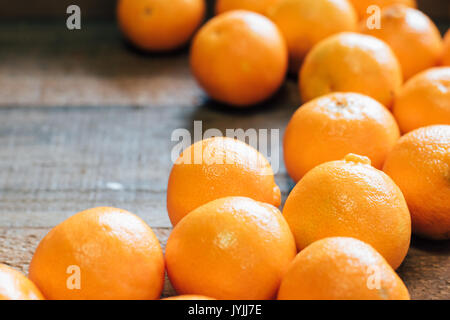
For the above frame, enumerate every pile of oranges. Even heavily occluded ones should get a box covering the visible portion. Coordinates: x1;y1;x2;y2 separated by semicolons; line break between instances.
1;0;449;300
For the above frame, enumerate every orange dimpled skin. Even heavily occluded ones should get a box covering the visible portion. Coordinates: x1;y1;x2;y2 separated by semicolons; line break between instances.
190;10;288;107
361;5;444;80
162;295;215;300
29;207;165;300
284;92;400;182
117;0;205;51
167;137;281;226
268;0;358;74
383;125;450;240
215;0;281;16
299;32;403;108
393;67;450;133
443;30;450;66
283;154;411;269
165;197;297;300
277;237;410;300
0;264;44;300
349;0;416;19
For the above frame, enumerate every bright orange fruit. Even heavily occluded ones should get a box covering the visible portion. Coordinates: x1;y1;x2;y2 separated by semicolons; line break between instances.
349;0;416;20
443;29;450;66
0;264;44;300
215;0;281;16
162;295;215;300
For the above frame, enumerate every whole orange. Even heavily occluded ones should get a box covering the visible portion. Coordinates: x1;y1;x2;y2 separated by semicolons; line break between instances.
162;295;215;300
190;10;288;107
215;0;281;16
117;0;205;51
268;0;358;74
29;207;165;300
383;125;450;240
165;197;297;300
361;5;443;80
393;67;450;133
349;0;416;19
283;154;411;269
443;29;450;66
284;92;400;182
167;137;281;226
299;32;403;108
277;237;410;300
0;264;44;300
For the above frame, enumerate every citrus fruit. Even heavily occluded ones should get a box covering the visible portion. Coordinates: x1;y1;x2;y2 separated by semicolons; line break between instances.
383;125;450;240
162;295;215;300
0;264;44;300
268;0;358;74
443;29;450;66
29;207;165;300
284;92;400;182
167;137;281;226
215;0;280;16
277;237;410;300
117;0;205;51
361;5;443;80
165;197;297;300
393;67;450;133
190;10;288;106
299;32;403;108
283;154;411;269
349;0;416;20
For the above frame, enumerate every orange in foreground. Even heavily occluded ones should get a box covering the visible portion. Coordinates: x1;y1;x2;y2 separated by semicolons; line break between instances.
167;137;281;226
215;0;280;16
163;295;215;300
300;32;403;108
117;0;205;51
283;154;411;269
29;207;165;300
278;237;410;300
361;5;443;80
0;264;44;300
268;0;358;73
393;67;450;133
166;197;296;300
383;125;450;240
349;0;416;20
190;10;288;106
284;92;400;182
443;30;450;66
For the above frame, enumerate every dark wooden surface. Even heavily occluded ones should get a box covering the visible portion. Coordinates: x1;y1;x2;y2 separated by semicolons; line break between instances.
0;21;448;300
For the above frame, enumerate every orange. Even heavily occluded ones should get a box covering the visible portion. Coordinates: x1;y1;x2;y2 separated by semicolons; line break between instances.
443;29;450;66
190;10;288;107
349;0;416;20
299;32;403;108
277;237;410;300
383;125;450;240
167;137;281;226
215;0;281;16
361;5;444;80
284;92;400;182
29;207;165;300
0;264;44;300
268;0;358;74
283;154;411;269
162;295;215;300
393;67;450;133
165;197;296;300
117;0;205;51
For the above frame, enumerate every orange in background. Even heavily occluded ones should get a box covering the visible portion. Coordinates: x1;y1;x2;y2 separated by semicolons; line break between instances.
443;29;450;66
277;237;410;300
383;125;450;240
215;0;281;16
393;67;450;133
190;10;288;107
349;0;416;20
283;154;411;270
166;197;296;300
299;32;403;108
268;0;358;74
0;264;44;300
117;0;205;51
29;207;165;300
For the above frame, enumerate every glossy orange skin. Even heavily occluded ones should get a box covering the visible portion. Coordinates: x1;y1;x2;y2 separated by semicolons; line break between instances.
162;295;215;300
0;264;44;300
166;197;297;300
383;125;450;240
29;207;165;300
117;0;205;51
284;92;400;182
215;0;281;16
167;137;281;226
190;10;288;107
361;5;443;80
300;32;403;108
349;0;416;19
268;0;358;74
283;154;411;269
393;67;450;133
443;30;450;66
278;237;410;300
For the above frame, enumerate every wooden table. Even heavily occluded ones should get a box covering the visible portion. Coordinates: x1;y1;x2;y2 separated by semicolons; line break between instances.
0;21;448;300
